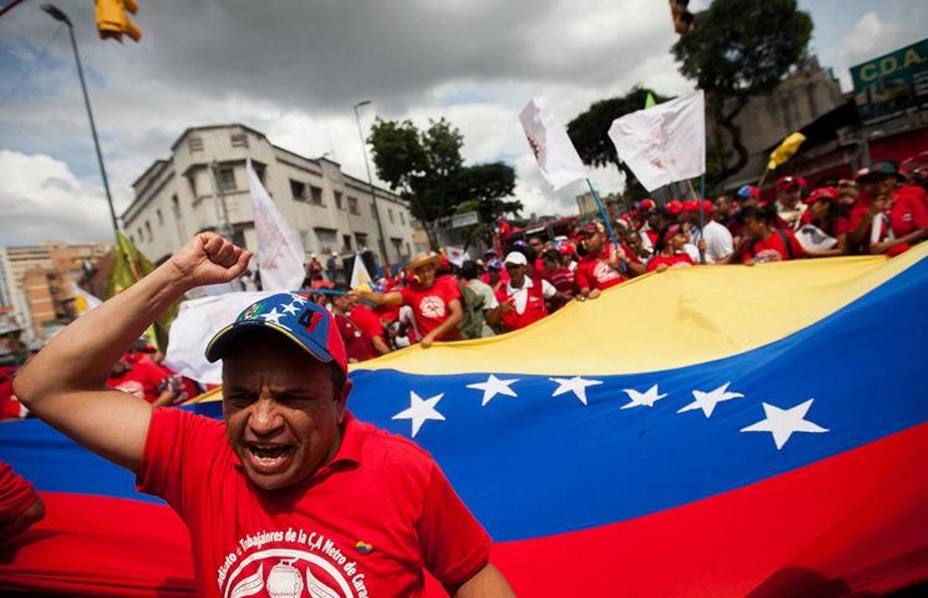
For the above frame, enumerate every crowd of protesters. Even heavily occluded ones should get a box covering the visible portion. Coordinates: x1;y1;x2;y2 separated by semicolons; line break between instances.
301;157;928;364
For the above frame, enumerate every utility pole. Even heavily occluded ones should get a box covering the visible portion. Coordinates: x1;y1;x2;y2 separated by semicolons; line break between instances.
353;100;391;275
42;4;120;236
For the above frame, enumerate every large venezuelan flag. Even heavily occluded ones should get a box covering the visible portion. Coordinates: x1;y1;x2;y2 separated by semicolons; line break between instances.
2;247;927;596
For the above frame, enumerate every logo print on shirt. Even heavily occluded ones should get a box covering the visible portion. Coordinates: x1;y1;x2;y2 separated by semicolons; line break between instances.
593;260;621;283
419;295;446;319
354;541;374;555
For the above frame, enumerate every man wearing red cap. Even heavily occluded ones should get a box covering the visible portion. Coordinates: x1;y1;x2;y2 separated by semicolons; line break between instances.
775;176;807;230
14;233;513;598
575;223;634;299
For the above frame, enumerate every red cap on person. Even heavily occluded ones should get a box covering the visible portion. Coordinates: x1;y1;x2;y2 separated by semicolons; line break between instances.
682;199;699;213
701;199;714;214
777;175;807;191
662;224;683;245
667;200;684;216
639;199;656;211
804;187;838;204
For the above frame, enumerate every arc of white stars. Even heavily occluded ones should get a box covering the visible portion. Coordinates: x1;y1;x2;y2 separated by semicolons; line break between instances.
262;307;283;324
740;399;828;450
677;382;744;418
620;384;667;409
466;374;519;407
392;391;446;437
549;376;603;406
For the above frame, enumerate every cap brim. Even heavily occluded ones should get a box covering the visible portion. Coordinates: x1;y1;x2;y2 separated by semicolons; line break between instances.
204;320;334;365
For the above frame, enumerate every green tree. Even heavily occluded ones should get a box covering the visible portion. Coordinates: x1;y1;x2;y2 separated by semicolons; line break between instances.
567;86;671;202
368;118;520;248
672;0;813;182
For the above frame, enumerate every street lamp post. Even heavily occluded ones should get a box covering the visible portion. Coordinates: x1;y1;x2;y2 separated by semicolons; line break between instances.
42;4;120;236
353;100;390;276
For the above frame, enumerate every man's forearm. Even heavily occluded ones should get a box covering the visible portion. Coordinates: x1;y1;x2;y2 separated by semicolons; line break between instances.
15;263;190;410
428;311;463;341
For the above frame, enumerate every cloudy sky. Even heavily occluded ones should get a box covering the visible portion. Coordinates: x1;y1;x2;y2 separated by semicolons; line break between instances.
0;0;925;246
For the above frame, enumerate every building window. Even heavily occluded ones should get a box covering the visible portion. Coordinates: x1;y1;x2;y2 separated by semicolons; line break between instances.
299;230;313;252
129;234;135;244
145;221;153;242
137;227;143;242
310;186;324;206
217;167;236;192
400;211;406;225
347;196;359;215
230;133;248;148
315;228;337;253
391;237;403;256
290;179;307;201
342;234;353;252
187;136;203;152
171;195;186;241
334;191;343;210
156;208;164;226
355;233;368;250
388;208;394;224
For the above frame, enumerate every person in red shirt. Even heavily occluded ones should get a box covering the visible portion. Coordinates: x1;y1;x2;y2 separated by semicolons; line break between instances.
797;187;849;257
0;460;45;542
541;249;575;296
848;161;928;254
349;300;391;356
575;223;628;299
646;225;696;272
726;206;806;264
496;252;561;332
331;284;375;363
106;350;178;406
355;252;465;348
13;233;513;597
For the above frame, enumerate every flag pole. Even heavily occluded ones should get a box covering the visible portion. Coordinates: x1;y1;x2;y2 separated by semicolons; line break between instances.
585;178;620;248
757;166;771;190
687;179;706;264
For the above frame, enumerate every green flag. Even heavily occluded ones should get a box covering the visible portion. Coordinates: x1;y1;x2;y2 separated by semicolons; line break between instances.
645;92;657;109
107;232;178;351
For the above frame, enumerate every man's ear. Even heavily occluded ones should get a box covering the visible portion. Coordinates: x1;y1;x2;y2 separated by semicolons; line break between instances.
336;378;352;423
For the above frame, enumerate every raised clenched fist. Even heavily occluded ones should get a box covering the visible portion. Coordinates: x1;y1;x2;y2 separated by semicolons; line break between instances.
168;232;252;289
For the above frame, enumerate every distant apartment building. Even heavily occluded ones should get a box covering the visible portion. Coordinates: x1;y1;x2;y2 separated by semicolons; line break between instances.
0;242;109;339
122;124;415;267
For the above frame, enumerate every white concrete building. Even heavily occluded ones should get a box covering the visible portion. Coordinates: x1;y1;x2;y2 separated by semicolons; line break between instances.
122;124;415;266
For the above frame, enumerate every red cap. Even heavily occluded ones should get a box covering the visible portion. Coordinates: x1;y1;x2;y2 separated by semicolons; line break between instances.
662;224;683;245
777;176;807;191
639;199;656;211
581;222;599;235
667;200;684;216
701;199;714;214
804;187;838;204
682;199;699;213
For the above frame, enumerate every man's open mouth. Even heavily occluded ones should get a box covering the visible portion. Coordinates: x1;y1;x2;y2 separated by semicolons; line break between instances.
244;443;295;474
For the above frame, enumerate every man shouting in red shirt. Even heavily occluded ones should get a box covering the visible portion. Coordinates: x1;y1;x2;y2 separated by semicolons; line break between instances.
14;233;512;598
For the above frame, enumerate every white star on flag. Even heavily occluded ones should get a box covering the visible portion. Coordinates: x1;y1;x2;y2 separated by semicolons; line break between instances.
392;391;446;437
466;374;519;407
280;302;300;316
262;308;284;324
549;376;603;406
289;293;307;305
677;382;744;418
620;384;667;410
740;399;828;450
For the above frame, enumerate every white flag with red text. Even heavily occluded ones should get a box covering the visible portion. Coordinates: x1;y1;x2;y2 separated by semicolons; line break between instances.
608;90;705;192
519;99;588;191
247;159;305;291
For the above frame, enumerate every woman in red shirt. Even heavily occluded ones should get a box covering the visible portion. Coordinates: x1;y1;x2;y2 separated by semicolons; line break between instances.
726;206;806;264
646;225;696;272
797;187;849;257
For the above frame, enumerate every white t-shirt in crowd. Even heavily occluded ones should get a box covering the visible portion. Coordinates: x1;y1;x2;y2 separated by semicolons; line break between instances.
692;220;734;264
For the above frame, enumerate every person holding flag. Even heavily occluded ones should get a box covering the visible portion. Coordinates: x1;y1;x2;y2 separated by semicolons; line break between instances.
574;223;629;299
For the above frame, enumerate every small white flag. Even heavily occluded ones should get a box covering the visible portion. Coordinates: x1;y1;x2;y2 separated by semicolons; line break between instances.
349;254;373;289
608;90;706;192
247;159;305;291
795;224;837;253
444;246;466;267
69;281;102;316
519;98;588;191
163;291;274;384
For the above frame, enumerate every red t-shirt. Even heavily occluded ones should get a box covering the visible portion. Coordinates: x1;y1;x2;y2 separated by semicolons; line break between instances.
399;275;463;341
106;353;171;403
799;211;850;238
0;366;24;420
349;304;385;343
543;267;575;294
646;253;695;272
574;250;624;291
334;313;374;362
0;459;39;524
739;229;805;263
137;408;491;598
890;185;928;237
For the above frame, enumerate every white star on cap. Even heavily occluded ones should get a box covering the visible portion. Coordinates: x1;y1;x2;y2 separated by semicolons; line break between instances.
740;399;828;450
280;302;300;316
620;384;667;410
549;376;603;406
677;382;744;418
262;307;283;324
466;374;519;407
392;391;446;437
